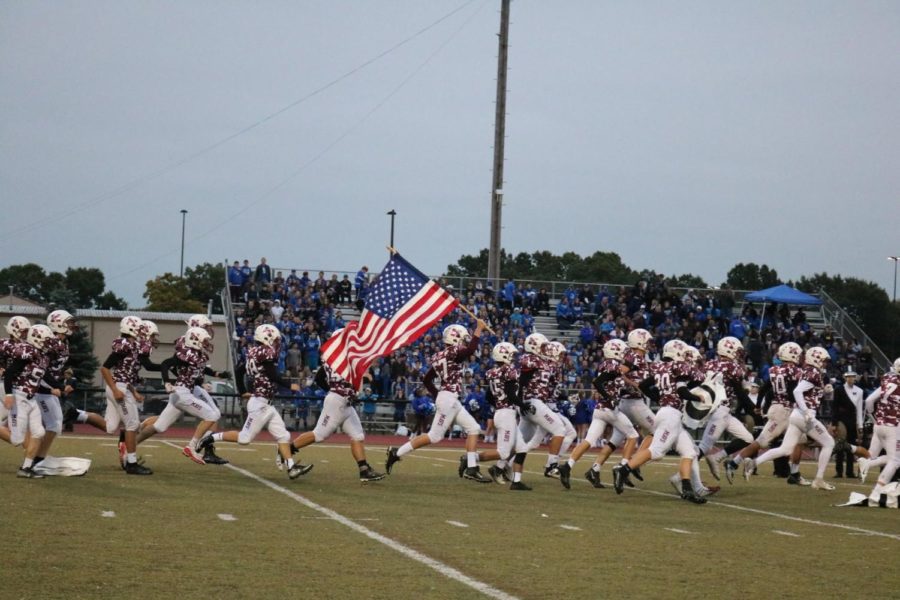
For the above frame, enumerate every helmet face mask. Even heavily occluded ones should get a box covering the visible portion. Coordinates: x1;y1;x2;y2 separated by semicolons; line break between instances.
140;320;160;348
541;341;565;363
185;326;214;352
47;310;78;336
716;336;743;361
5;316;32;341
491;342;517;365
27;324;54;350
603;339;628;361
442;325;469;347
524;332;548;356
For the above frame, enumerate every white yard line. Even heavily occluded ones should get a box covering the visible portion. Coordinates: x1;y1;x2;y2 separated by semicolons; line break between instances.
446;520;470;528
101;511;116;518
157;442;517;600
664;528;693;534
773;530;801;538
558;525;582;531
217;513;238;521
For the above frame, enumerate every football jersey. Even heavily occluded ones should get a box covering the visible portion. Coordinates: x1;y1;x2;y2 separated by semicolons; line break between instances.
108;337;141;385
9;343;49;398
429;344;469;394
704;357;746;408
621;350;649;398
873;373;900;427
767;363;802;408
520;353;553;401
171;344;209;388
594;358;624;410
246;344;279;399
797;365;825;413
0;338;19;370
485;363;520;410
648;360;696;410
44;336;69;382
322;363;356;399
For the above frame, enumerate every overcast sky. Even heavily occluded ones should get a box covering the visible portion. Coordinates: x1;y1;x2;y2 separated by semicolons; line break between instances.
2;1;899;306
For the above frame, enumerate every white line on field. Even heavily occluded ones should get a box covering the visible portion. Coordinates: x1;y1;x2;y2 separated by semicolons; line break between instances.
773;530;801;538
447;520;469;528
101;511;116;518
217;513;237;521
559;525;581;531
664;528;692;534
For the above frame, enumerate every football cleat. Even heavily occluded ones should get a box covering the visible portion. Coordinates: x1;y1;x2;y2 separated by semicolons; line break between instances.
724;459;738;485
488;465;509;484
385;447;401;475
463;466;492;483
62;402;79;427
742;457;756;482
544;463;560;479
202;446;229;465
631;466;644;482
668;474;681;495
359;466;386;483
125;462;153;475
811;478;835;491
584;468;605;489
700;485;721;497
557;463;572;489
288;463;314;479
681;490;708;504
509;481;532;491
182;446;206;465
196;434;215;453
705;454;721;481
458;456;466;478
786;473;812;486
858;458;870;483
17;467;44;479
612;466;627;495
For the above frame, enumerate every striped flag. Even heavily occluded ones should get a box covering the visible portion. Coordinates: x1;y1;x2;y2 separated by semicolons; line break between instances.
320;252;458;389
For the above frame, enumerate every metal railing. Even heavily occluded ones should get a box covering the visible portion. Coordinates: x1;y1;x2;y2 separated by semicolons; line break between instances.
818;288;891;373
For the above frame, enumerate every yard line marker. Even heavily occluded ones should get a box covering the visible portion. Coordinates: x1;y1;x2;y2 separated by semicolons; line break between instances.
447;520;469;528
664;528;692;534
559;525;581;531
217;514;238;521
773;530;801;538
101;511;116;518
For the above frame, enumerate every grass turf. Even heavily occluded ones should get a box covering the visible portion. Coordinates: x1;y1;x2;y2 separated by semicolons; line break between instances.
3;436;899;600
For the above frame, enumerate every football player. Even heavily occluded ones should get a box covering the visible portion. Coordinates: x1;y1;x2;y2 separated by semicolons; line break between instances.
542;340;578;474
0;316;32;445
482;342;531;490
744;346;836;490
386;320;490;482
198;324;311;479
558;339;639;490
32;310;79;466
517;333;570;478
284;330;385;483
616;328;656;482
182;315;230;464
612;339;708;504
725;342;805;484
858;357;900;491
697;337;755;483
3;324;57;478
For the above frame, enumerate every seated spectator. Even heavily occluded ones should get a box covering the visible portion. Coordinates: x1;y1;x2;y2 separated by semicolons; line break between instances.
339;275;352;304
556;298;574;329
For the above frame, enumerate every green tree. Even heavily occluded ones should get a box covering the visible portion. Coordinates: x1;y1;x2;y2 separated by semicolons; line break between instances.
96;290;128;310
0;263;61;301
143;273;205;313
65;267;106;307
724;263;781;290
183;262;226;313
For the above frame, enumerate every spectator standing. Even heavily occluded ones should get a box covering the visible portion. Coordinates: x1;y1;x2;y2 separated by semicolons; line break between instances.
393;387;408;423
286;342;302;378
355;266;369;301
255;257;272;288
270;300;284;322
832;369;864;478
303;329;321;370
228;261;243;302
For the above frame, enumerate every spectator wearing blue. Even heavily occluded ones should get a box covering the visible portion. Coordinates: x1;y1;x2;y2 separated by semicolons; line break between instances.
359;387;378;423
293;392;309;431
729;316;747;340
286;269;300;288
240;259;253;285
572;298;585;323
299;271;311;289
579;323;595;345
502;278;516;309
303;330;321;370
411;388;434;435
228;261;243;301
556;298;574;329
355;266;369;301
509;307;524;328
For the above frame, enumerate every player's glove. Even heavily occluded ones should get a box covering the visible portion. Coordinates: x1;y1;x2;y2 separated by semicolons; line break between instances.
803;409;815;423
523;401;536;416
164;383;175;394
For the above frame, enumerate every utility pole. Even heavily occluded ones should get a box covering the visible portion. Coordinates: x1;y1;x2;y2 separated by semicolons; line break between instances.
180;209;188;277
487;0;510;289
387;209;397;255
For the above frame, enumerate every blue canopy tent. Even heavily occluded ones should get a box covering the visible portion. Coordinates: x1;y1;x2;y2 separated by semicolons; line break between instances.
744;284;822;330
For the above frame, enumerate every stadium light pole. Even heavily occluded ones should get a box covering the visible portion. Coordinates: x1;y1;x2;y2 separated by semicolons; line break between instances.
889;256;899;304
387;209;397;254
180;209;188;277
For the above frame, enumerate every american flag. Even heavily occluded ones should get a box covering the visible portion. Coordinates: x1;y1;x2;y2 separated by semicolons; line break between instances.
320;253;458;389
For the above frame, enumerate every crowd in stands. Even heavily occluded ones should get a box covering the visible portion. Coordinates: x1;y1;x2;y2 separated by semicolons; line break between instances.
228;261;883;433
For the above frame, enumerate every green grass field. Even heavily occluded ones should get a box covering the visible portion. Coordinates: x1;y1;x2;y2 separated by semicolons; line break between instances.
4;436;899;600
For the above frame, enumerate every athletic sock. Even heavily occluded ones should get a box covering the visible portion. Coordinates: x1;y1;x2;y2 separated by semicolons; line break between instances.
619;458;628;466
397;442;414;457
567;458;576;468
546;454;559;466
126;453;137;464
76;410;88;423
212;432;224;442
513;471;522;483
592;463;602;473
357;460;368;472
789;462;800;475
22;458;34;469
467;452;478;468
286;458;295;469
189;438;198;450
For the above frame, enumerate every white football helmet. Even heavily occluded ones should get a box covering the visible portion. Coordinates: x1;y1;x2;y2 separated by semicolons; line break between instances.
119;315;143;338
491;342;518;365
442;324;470;347
47;309;77;335
777;342;803;364
254;324;281;349
187;314;215;337
5;316;32;341
662;339;688;362
684;345;702;364
602;338;628;361
542;340;566;363
27;324;54;350
893;357;900;374
140;320;160;344
716;336;743;361
184;326;214;352
805;346;830;370
627;328;652;351
524;332;549;356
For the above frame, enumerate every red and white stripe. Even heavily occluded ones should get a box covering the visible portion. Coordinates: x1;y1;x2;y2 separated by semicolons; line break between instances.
321;281;457;389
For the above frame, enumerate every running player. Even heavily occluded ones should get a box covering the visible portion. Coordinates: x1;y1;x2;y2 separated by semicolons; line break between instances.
484;342;531;490
616;328;655;483
859;357;899;491
32;310;78;466
0;316;31;445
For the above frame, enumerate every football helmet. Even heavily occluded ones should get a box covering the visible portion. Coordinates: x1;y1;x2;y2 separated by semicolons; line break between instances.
186;314;215;337
776;342;803;364
894;357;900;374
602;339;628;361
442;324;470;347
627;328;652;351
185;326;214;352
140;320;160;345
662;339;688;362
119;315;143;338
5;316;32;341
254;324;281;349
542;340;566;363
684;345;702;364
47;309;78;335
804;346;830;370
491;342;518;365
524;332;549;356
27;324;54;350
716;336;743;361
